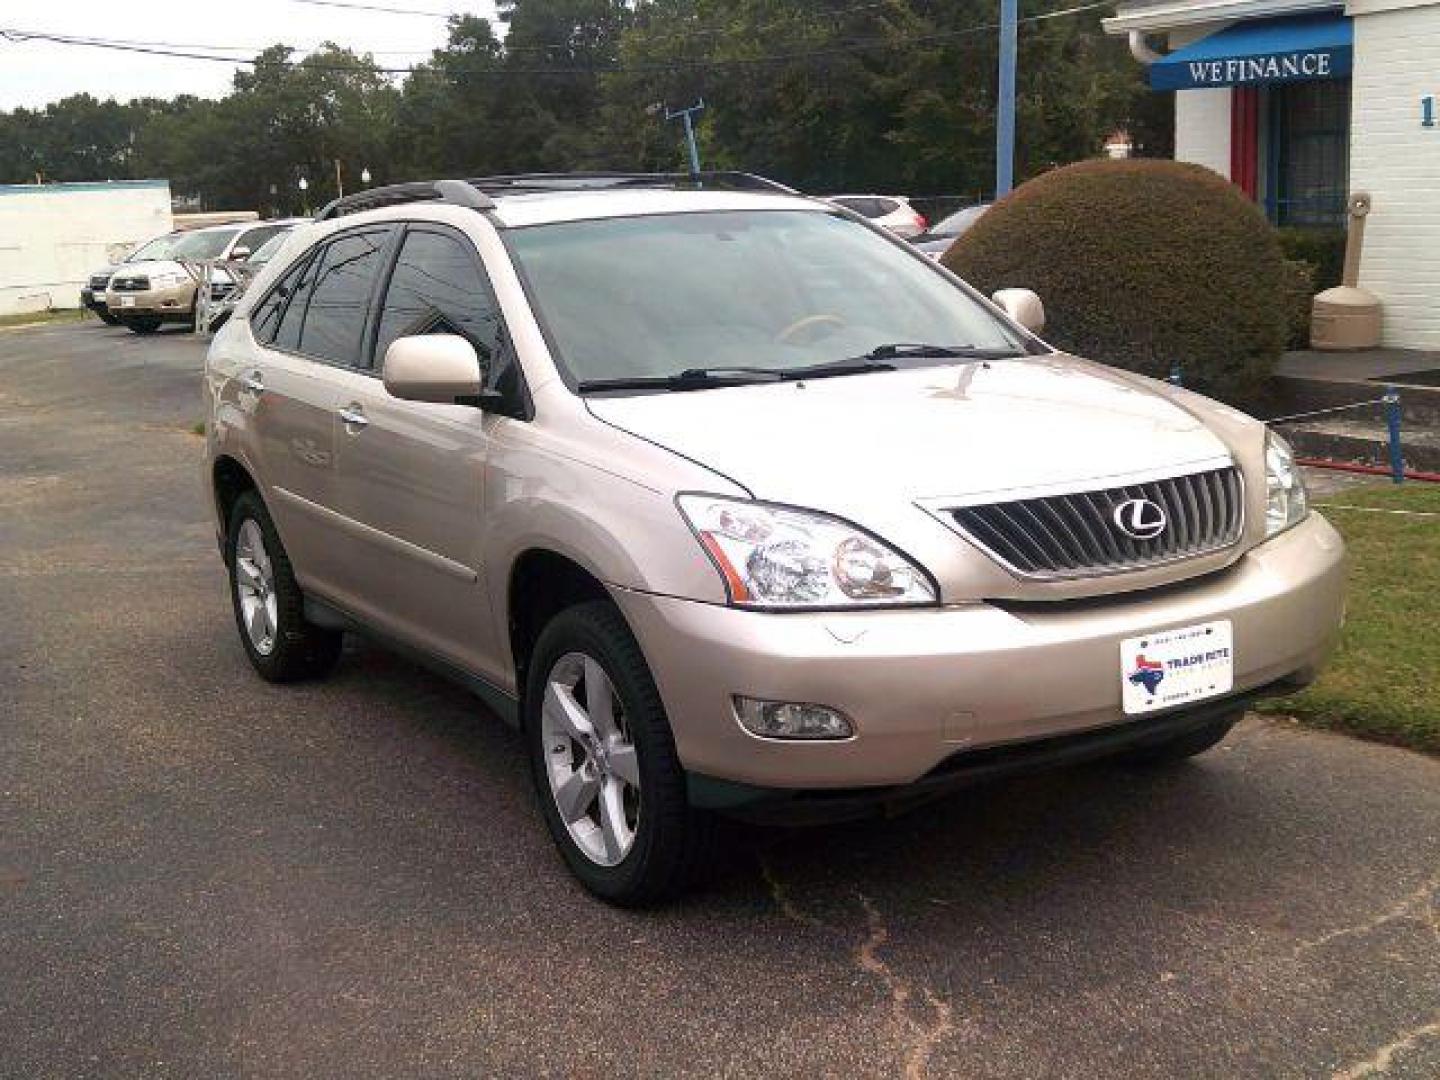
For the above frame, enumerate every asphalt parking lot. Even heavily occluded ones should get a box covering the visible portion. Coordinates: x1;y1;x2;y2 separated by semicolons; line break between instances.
2;319;1438;1079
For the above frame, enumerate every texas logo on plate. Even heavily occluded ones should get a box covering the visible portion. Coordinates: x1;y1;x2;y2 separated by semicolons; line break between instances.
1120;620;1235;716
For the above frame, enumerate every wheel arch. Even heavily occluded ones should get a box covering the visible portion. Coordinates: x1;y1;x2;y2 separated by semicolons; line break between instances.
212;455;259;559
506;548;614;713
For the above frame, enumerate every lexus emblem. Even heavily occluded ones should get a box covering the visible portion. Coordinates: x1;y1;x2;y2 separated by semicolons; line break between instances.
1112;498;1167;540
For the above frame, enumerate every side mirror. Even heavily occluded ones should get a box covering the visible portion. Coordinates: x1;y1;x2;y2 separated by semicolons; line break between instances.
992;288;1045;335
383;334;487;405
230;246;252;261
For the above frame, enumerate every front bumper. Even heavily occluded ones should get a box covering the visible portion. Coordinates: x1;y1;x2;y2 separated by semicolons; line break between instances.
105;281;197;319
610;512;1346;792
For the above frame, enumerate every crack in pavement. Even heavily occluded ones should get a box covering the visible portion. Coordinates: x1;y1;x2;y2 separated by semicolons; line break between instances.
757;856;957;1078
856;892;956;1080
1296;874;1440;956
1331;1014;1440;1079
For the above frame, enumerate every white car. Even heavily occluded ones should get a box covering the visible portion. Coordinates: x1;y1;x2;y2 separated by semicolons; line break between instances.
825;194;929;238
106;219;308;334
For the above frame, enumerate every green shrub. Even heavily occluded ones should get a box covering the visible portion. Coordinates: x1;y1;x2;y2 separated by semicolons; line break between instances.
1277;227;1346;291
943;159;1288;404
1279;258;1316;350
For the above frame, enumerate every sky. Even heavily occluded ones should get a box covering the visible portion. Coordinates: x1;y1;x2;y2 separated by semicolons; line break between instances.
0;0;501;110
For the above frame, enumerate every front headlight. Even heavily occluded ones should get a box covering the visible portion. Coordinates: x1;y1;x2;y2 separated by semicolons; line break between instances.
677;494;938;609
1265;431;1309;536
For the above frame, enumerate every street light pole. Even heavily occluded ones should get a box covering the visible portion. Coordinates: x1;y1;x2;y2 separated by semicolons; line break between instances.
996;0;1018;197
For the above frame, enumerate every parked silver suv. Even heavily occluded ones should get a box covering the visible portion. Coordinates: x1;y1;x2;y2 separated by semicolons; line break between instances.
203;173;1345;904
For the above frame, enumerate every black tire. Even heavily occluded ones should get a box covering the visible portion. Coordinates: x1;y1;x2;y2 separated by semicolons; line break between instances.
225;490;342;682
125;314;163;335
525;601;715;906
95;308;120;326
1118;712;1240;767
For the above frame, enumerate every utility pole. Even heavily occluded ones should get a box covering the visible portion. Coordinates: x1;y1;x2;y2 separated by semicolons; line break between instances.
665;100;706;176
996;0;1018;197
334;158;344;199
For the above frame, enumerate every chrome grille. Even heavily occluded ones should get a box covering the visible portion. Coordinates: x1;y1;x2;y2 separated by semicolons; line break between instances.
949;466;1245;579
110;276;149;292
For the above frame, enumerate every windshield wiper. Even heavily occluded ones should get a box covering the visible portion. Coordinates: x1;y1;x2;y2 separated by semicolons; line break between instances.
577;367;784;394
856;342;1026;362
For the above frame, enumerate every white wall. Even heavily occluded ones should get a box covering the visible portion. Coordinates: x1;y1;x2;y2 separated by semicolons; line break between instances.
1348;1;1440;348
1169;24;1235;178
0;181;173;317
1175;88;1234;175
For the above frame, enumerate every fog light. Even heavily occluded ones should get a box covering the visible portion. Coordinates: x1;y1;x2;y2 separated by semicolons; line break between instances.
733;697;853;740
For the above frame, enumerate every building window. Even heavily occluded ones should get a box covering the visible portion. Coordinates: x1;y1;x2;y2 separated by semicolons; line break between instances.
1268;79;1350;228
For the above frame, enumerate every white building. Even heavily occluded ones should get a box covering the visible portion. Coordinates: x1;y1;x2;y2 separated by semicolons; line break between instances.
0;180;173;318
1105;0;1440;350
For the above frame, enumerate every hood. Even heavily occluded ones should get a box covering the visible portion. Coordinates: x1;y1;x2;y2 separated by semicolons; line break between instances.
586;356;1236;514
111;259;195;281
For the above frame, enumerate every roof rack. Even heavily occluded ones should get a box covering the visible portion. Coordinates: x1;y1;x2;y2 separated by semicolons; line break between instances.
315;171;798;221
461;171;798;196
315;179;494;222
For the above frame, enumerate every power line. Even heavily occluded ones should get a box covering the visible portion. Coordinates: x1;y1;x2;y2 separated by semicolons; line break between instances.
0;4;1109;80
286;0;462;16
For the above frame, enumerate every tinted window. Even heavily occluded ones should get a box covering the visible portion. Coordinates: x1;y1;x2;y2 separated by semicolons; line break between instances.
272;251;324;352
297;230;391;366
374;229;505;379
251;250;316;344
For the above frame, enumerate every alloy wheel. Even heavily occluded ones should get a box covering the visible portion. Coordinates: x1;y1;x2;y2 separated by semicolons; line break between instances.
540;651;642;867
234;518;279;656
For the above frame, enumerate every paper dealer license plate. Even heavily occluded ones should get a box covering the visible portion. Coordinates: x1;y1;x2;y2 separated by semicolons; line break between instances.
1121;620;1234;716
118;296;136;308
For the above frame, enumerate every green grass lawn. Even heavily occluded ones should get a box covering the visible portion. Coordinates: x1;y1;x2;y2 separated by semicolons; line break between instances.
1257;480;1440;753
0;308;88;329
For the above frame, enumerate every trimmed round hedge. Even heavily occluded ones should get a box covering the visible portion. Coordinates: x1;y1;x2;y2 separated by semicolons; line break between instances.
942;159;1287;403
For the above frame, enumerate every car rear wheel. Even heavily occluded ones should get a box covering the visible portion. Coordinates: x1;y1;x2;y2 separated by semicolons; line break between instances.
525;601;714;906
226;491;342;682
1119;712;1240;766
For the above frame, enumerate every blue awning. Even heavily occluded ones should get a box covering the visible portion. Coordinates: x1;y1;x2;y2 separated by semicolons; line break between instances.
1150;13;1352;91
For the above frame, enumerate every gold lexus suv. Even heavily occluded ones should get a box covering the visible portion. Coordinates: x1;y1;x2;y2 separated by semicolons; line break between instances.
202;173;1345;904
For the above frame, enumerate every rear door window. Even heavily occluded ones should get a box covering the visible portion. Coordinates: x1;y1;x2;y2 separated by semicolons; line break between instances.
251;250;317;344
295;229;393;367
271;252;324;352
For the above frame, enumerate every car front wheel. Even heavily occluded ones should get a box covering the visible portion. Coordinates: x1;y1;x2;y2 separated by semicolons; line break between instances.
525;601;714;906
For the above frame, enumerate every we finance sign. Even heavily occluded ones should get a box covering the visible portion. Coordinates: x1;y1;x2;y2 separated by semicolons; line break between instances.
1149;19;1354;93
1188;50;1338;86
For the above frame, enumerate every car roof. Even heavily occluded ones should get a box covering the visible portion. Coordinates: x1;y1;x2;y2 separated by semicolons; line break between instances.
489;188;820;228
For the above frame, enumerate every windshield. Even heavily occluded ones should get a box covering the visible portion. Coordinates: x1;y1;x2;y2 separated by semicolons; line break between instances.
126;233;182;262
169;228;242;262
507;210;1033;390
248;230;291;266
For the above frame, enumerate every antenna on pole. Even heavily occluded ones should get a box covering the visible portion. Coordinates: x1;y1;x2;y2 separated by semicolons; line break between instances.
662;100;706;177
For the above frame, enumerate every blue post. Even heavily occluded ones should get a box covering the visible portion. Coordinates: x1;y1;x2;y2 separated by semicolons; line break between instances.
1384;385;1404;484
666;100;705;176
996;0;1018;197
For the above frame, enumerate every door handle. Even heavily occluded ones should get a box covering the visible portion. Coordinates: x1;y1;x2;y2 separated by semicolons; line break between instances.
239;370;264;394
337;404;369;431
